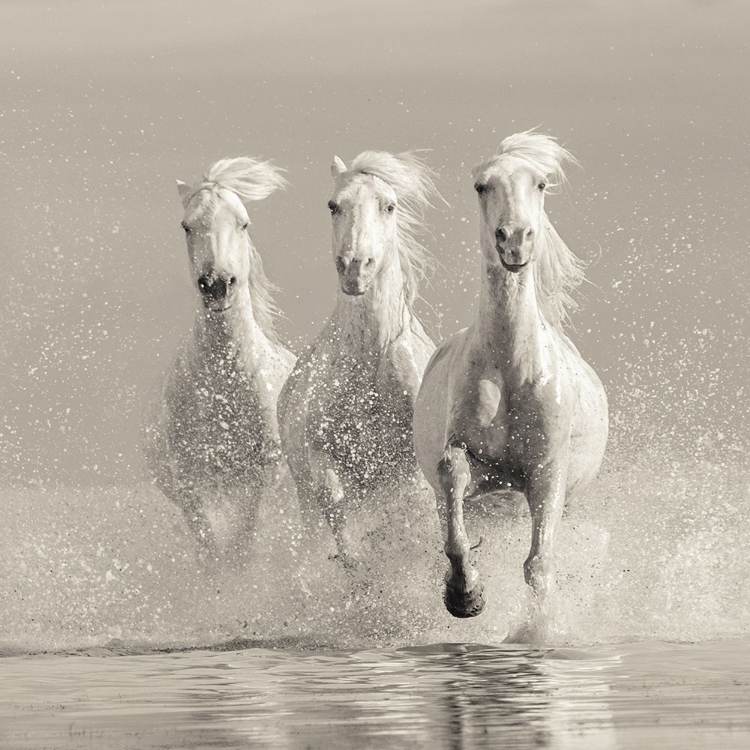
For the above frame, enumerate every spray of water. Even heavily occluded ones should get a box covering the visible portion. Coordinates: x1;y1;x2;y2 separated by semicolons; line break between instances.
1;431;747;654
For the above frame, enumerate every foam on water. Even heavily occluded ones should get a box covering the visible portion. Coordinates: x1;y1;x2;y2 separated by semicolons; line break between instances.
1;436;748;654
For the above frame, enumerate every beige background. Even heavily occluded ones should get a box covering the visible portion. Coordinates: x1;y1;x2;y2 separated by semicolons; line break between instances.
0;0;747;484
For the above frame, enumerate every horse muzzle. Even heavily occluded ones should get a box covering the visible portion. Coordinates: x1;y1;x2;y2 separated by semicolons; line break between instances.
340;279;367;296
198;273;237;311
336;256;372;296
498;255;530;273
495;228;533;273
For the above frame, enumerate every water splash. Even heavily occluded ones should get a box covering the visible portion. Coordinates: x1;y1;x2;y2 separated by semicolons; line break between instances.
1;440;747;654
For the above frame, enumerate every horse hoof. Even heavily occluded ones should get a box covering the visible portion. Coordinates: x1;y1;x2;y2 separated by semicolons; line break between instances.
444;582;487;619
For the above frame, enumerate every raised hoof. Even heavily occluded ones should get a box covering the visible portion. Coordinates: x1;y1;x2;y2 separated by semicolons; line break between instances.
444;582;487;619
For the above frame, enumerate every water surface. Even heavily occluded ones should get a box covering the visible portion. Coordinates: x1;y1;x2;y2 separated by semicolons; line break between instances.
3;640;749;750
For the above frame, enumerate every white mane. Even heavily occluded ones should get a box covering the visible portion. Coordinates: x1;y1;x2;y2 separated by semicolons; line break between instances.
498;129;579;193
198;157;288;204
347;150;442;305
479;131;586;328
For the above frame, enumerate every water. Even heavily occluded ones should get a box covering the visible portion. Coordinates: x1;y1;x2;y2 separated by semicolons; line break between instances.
2;449;748;653
1;455;749;747
2;641;749;749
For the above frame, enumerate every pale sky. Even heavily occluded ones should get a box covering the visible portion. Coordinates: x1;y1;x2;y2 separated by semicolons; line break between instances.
0;0;747;483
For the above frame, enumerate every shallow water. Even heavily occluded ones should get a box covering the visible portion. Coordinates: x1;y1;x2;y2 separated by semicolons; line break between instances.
2;449;748;654
1;458;749;748
2;640;749;750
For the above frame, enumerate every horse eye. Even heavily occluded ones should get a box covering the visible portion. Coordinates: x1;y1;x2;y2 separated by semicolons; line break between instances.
241;222;249;231
474;183;486;195
538;182;547;192
386;203;395;214
328;200;339;215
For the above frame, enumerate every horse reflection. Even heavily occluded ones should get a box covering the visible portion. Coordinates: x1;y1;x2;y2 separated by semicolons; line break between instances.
153;646;617;749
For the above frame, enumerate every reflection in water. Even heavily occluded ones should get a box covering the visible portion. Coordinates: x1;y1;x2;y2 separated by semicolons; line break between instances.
421;645;616;750
0;645;619;750
3;640;749;750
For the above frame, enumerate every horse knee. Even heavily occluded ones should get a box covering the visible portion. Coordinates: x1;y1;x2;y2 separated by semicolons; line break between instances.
436;445;470;492
439;444;469;472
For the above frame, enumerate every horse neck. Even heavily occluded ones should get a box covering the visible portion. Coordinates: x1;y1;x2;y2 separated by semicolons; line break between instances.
192;291;272;374
333;252;412;353
476;255;549;376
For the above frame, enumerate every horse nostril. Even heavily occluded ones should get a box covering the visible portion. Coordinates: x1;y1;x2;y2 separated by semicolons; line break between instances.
496;228;507;243
335;257;346;274
364;257;373;267
525;228;534;239
227;276;237;287
197;275;229;299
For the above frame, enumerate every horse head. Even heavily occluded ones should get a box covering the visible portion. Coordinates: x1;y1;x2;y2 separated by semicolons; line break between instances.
473;131;575;274
327;151;441;301
327;156;399;296
177;158;287;314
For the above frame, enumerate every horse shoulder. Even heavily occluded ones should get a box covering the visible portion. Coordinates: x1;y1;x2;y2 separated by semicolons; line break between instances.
278;334;335;453
278;342;316;422
536;330;608;476
550;330;607;404
270;340;297;375
413;329;475;462
421;327;470;386
255;342;296;404
382;324;435;397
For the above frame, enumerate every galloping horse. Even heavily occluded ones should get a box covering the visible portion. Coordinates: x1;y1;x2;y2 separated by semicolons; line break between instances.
144;158;296;563
413;132;608;618
278;151;441;565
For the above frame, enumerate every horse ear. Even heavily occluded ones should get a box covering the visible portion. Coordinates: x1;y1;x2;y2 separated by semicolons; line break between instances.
331;156;347;178
176;179;192;206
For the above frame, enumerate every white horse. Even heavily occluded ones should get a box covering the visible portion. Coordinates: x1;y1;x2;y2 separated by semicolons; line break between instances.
413;132;608;618
144;157;296;563
278;151;441;565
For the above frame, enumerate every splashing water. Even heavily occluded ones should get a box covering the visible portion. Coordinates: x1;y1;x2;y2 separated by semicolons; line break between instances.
1;434;747;655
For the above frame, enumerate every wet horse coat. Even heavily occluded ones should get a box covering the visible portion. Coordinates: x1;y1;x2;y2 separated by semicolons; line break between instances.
144;158;296;562
413;132;608;618
278;151;441;562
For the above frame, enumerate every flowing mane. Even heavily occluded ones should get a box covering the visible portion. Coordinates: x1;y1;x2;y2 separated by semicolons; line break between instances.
479;131;586;328
348;150;442;305
242;238;284;344
202;157;289;204
186;157;289;343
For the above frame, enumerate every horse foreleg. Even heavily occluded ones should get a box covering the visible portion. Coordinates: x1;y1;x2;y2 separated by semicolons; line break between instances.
437;445;486;618
181;495;220;568
308;457;357;566
524;459;568;599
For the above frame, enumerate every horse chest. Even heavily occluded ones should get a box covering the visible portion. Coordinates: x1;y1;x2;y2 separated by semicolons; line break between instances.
309;357;416;486
454;377;511;459
167;366;279;487
454;367;569;471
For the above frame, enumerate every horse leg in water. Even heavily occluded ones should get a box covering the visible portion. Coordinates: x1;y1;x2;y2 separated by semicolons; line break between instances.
523;455;569;599
307;453;359;566
180;492;220;566
436;445;486;618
